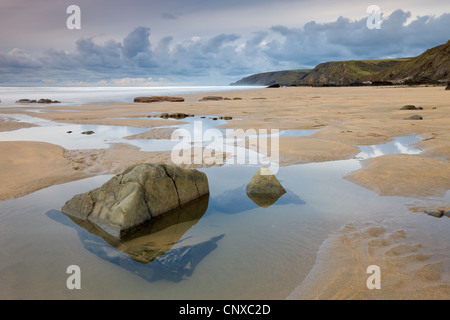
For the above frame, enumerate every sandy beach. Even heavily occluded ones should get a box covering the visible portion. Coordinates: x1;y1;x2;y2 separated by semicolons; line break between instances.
1;86;449;200
0;85;449;299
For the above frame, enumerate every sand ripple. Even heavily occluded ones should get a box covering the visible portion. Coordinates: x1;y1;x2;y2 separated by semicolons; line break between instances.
287;219;450;300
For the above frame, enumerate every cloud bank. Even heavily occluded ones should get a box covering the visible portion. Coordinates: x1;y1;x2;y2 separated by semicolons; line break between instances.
0;9;449;85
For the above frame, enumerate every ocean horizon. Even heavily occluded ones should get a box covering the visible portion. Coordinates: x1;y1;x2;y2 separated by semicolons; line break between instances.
0;86;262;106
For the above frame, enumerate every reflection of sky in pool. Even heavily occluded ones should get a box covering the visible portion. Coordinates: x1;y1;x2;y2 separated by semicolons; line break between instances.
0;114;148;150
1;158;448;299
0;114;444;299
0;114;424;161
0;114;317;155
356;136;422;159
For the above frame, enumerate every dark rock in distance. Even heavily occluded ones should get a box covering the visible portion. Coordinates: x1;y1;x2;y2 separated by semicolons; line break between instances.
371;81;394;86
425;210;445;218
159;112;194;119
134;96;185;103
200;96;223;101
15;99;37;103
38;99;60;103
81;130;95;135
446;83;450;90
267;83;280;88
15;98;60;103
400;105;419;110
404;114;423;120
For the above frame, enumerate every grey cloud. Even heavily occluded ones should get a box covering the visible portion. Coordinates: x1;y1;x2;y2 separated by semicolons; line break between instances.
265;9;450;67
0;50;41;70
75;38;123;68
202;34;241;54
0;10;449;85
122;27;151;59
162;12;178;20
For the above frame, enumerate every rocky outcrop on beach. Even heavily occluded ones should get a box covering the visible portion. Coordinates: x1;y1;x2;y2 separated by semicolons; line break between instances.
424;209;450;218
134;96;185;103
15;99;60;103
61;163;209;239
446;83;450;90
159;112;193;119
246;167;287;208
200;96;223;101
404;114;423;120
198;96;242;101
400;105;423;110
38;99;61;103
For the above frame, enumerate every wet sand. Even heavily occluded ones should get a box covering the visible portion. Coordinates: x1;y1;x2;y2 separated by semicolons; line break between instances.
2;86;449;200
287;218;450;300
0;141;174;201
0;85;449;299
0;116;36;132
345;154;450;197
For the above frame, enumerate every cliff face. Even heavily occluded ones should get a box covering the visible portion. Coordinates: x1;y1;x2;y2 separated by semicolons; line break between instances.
374;40;450;84
230;69;310;86
298;59;406;85
231;40;450;86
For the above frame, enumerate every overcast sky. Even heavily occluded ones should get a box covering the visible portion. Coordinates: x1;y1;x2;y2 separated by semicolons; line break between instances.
0;0;449;86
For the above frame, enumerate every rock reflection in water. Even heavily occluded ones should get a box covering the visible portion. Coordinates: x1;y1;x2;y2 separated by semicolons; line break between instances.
47;195;224;282
213;184;305;214
246;192;285;208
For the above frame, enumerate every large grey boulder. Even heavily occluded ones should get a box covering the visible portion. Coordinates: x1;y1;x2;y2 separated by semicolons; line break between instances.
62;163;209;239
50;193;224;282
246;167;287;208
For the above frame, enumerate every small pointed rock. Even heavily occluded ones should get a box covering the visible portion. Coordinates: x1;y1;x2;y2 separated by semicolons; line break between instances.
246;167;286;208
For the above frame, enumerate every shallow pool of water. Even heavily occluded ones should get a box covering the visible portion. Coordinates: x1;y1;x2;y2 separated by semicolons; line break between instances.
0;119;148;150
1;113;449;299
356;136;422;159
0;115;318;155
1;157;448;299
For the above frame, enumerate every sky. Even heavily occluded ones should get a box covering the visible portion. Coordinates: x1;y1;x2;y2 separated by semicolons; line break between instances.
0;0;449;86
